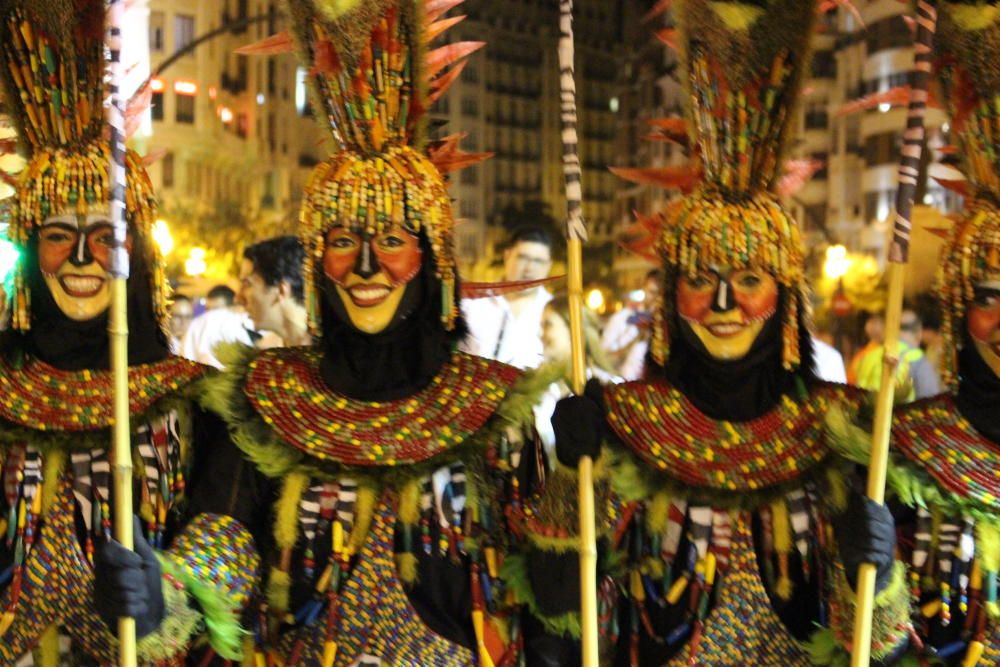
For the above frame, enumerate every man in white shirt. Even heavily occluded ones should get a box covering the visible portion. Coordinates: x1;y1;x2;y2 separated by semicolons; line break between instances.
601;269;661;380
461;226;553;369
180;284;253;368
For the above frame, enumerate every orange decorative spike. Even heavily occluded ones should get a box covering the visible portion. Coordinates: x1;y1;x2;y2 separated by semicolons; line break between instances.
426;41;485;80
609;165;701;193
933;177;970;197
776;158;823;198
312;38;341;76
427;60;468;106
461;276;565;300
424;0;465;25
655;28;678;51
937;145;960;155
923;226;952;240
140;148;168;168
634;210;662;235
425;15;466;43
431;149;493;174
235;31;294;55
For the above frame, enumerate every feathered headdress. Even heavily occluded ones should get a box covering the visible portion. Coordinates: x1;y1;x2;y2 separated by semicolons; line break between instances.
933;1;1000;389
264;0;486;334
0;0;162;331
615;0;825;370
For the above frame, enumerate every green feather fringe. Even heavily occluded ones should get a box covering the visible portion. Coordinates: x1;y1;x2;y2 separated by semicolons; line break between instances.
826;402;1000;528
157;554;246;661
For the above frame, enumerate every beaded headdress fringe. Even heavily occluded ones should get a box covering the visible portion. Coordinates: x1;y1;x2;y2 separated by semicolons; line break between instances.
286;0;482;334
934;4;1000;390
0;0;167;333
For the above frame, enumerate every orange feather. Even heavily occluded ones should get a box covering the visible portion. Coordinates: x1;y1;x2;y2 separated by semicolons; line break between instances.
425;41;485;80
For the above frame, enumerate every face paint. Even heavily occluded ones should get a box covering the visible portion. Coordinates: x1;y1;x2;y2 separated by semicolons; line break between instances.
323;224;422;334
37;208;129;321
967;274;1000;378
676;266;779;360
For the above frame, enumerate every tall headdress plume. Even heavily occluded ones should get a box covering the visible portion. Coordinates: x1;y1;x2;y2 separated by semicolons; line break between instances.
277;0;486;334
615;0;826;370
0;0;162;332
933;1;1000;389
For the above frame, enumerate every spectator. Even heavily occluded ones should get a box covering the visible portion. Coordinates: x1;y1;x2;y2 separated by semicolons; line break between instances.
535;295;619;463
238;235;310;348
812;335;848;383
181;284;252;368
168;294;194;354
601;269;661;380
847;311;884;384
855;307;940;400
461;226;553;368
205;284;236;310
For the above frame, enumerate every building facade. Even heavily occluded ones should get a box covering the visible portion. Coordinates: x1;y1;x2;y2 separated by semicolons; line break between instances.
433;0;626;277
132;0;323;265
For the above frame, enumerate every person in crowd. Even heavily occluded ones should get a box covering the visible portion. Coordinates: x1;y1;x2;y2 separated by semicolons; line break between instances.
847;311;884;384
0;1;223;662
601;269;661;380
180;282;252;368
528;2;908;663
812;333;848;383
833;7;1000;661
205;284;236;310
168;293;194;353
461;225;554;368
237;235;310;347
95;1;566;663
856;307;940;400
535;295;620;461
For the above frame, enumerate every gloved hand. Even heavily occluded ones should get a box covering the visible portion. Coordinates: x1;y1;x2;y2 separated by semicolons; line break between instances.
833;491;896;594
94;516;166;639
552;377;607;468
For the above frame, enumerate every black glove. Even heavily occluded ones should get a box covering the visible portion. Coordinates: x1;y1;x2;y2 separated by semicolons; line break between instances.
833;491;896;594
552;378;607;468
94;516;166;639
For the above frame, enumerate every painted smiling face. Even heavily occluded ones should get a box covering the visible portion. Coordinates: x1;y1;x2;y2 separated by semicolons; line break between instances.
37;208;129;321
676;265;779;360
968;272;1000;377
322;223;423;334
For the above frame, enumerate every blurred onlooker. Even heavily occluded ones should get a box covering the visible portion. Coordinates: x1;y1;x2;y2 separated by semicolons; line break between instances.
181;284;252;368
238;235;309;348
535;295;619;463
855;307;940;400
168;294;194;354
461;226;553;368
601;269;661;380
205;284;237;310
847;311;884;384
812;335;848;384
915;291;944;380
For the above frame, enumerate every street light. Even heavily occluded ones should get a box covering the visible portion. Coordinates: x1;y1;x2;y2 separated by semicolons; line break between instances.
586;288;605;313
152;219;174;256
185;247;207;276
824;244;851;281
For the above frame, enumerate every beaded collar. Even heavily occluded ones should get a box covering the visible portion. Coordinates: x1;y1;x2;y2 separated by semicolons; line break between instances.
605;380;862;492
893;394;1000;512
244;347;521;466
0;354;206;432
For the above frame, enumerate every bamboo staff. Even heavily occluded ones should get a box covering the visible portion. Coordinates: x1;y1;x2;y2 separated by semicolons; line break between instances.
849;2;937;665
557;2;598;665
106;2;138;665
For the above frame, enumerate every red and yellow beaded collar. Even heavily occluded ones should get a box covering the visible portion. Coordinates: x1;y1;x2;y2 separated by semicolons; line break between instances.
0;354;206;432
605;380;864;493
244;347;521;467
893;394;1000;513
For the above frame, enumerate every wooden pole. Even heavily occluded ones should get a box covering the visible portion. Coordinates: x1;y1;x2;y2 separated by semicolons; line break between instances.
849;2;937;665
106;3;138;665
557;2;598;664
